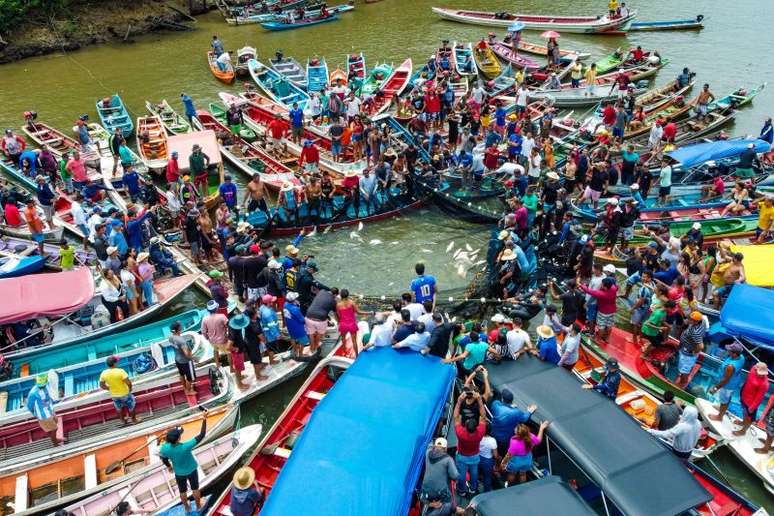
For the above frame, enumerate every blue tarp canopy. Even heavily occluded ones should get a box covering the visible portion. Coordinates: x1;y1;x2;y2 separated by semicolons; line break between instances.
262;348;455;516
667;138;770;168
720;284;774;347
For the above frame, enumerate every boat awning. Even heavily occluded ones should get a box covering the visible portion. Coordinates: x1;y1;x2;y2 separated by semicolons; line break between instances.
667;138;770;168
720;284;774;346
262;348;455;516
486;358;711;516
0;268;95;325
166;130;223;173
471;476;596;515
729;244;774;286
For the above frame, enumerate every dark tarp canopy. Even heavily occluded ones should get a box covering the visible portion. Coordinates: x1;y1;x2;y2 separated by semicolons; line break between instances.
471;476;596;515
485;357;711;516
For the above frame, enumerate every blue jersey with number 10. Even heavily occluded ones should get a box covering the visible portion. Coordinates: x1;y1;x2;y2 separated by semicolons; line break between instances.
411;275;436;304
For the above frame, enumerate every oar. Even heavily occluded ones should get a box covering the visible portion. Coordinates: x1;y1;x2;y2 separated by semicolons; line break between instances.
104;435;159;475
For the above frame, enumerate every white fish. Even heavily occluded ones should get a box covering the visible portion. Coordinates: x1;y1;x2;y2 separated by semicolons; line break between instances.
445;241;455;253
472;260;486;267
465;243;473;252
456;264;467;277
420;248;432;253
307;226;318;237
388;281;395;286
357;221;364;231
349;231;363;240
323;225;332;234
391;241;400;245
453;249;462;259
369;239;383;245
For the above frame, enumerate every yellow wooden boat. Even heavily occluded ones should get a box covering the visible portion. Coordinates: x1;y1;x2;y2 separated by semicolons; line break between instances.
473;42;502;79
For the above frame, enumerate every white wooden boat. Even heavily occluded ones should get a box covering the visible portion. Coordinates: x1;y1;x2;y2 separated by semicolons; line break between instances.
136;116;169;171
431;7;637;33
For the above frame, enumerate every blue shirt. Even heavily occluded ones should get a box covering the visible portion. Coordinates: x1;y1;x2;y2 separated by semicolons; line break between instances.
110;230;129;256
411;274;436;304
289;108;304;128
282;302;307;340
653;266;679;285
495;107;506;126
538;336;561;365
76;125;91;145
123;170;140;194
219;182;238;208
260;305;281;342
19;150;38;174
720;355;746;391
507;133;522;156
26;385;56;421
489;400;530;443
593;370;621;399
514;245;529;272
458;152;472;169
485;131;501;148
36;183;55;206
160;439;198;476
182;95;196;117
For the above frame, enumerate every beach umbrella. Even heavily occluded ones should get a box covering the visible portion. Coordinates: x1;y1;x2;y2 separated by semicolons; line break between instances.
508;22;526;32
540;30;561;39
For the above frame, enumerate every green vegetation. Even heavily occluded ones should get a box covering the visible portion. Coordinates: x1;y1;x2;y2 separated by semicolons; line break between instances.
0;0;71;34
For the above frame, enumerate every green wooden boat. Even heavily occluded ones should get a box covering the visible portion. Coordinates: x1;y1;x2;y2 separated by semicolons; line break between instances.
594;217;757;245
356;63;393;96
591;48;627;75
708;82;766;112
208;101;258;142
145;99;191;135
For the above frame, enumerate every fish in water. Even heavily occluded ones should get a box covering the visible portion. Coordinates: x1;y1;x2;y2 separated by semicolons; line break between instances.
323;225;332;234
465;243;473;252
369;239;383;245
420;248;432;253
357;221;364;231
456;264;467;277
445;241;455;253
349;231;363;240
453;249;462;259
391;241;400;245
472;260;486;267
307;226;318;237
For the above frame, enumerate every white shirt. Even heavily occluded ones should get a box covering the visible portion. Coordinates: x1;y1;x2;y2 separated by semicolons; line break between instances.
418;312;435;333
528;154;542;178
506;328;531;357
165;190;181;212
405;302;426;322
648;124;663;146
471;154;486;173
369;321;393;348
99;279;122;302
496;162;525;177
479;435;497;459
521;137;535;158
346;97;362;117
586;273;604;302
216;52;231;65
471;86;486;105
619;6;629;17
308;96;322;116
516;87;529;107
120;269;136;292
70;200;87;226
87;213;103;243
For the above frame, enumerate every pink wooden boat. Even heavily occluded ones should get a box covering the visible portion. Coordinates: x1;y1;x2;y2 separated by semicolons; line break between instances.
490;41;540;70
363;58;412;116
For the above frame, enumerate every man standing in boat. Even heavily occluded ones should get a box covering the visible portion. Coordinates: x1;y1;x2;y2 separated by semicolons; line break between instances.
26;373;66;446
189;144;211;199
160;410;208;515
99;355;141;425
696;84;715;121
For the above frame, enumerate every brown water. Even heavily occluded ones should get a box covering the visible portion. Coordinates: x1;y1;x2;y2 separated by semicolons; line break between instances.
3;0;773;510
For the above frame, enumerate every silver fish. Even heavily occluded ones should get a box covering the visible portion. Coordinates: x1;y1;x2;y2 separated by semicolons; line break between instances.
445;241;455;253
369;239;383;245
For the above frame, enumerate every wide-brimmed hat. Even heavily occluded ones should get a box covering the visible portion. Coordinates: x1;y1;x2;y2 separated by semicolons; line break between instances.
285;244;299;256
229;314;250;330
498;229;510;241
500;249;516;261
137;252;150;262
491;313;506;323
692;222;702;230
345;170;357;178
754;362;769;376
233;467;256;490
546;171;560;181
236;221;250;234
536;325;555;339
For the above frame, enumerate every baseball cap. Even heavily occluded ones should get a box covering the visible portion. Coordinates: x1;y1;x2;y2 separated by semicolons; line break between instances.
286;292;299;302
491;313;505;323
689;311;702;322
206;300;219;312
434;437;448;448
501;388;514;404
306;260;319;271
166;427;183;444
692;222;702;230
603;264;616;273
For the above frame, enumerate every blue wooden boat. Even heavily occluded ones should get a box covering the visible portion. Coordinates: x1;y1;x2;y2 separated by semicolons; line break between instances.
306;56;329;93
0;255;46;278
248;59;310;111
261;13;338;31
628;15;704;31
570;193;730;220
269;53;308;89
95;94;134;136
2;307;205;379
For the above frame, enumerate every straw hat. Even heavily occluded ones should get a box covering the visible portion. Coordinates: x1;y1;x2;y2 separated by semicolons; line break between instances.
285;244;299;256
754;362;769;376
137;252;150;262
233;467;256;490
536;325;555;339
345;170;358;178
500;249;516;261
498;229;510;241
236;221;250;234
546;171;560;181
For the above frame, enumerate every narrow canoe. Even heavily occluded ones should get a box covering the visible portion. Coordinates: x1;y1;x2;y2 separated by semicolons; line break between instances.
708;82;766;112
452;41;478;77
207;101;258;141
473;42;502;79
431;7;637;34
144;99;191;135
248;59;310;111
0;235;96;270
0;255;46;278
207;50;236;84
515;37;591;60
1;406;237;516
95;94;134;136
435;44;456;77
20;119;99;165
346;52;366;84
222;0;309;24
629;16;705;31
306;56;329;92
329;67;347;86
269;54;308;88
135;115;169;170
261;13;338;31
362;57;412;117
489;40;540;70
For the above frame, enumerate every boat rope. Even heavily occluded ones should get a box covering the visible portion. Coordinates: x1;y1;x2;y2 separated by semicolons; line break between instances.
701;453;734;489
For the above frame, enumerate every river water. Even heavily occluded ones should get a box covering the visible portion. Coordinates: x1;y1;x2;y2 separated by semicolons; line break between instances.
2;0;773;509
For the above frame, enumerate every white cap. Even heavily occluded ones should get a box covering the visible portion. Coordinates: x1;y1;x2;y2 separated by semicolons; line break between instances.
608;197;619;205
630;183;640;190
692;222;702;230
286;292;299;302
434;437;448;448
603;264;616;273
491;314;505;323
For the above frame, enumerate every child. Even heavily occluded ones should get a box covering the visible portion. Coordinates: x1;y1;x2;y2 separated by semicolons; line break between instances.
259;295;281;365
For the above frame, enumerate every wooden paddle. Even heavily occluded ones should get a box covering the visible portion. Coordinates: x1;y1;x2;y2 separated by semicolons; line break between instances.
104;435;159;475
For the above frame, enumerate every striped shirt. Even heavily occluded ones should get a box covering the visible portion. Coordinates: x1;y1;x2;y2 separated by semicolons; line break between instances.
26;385;55;421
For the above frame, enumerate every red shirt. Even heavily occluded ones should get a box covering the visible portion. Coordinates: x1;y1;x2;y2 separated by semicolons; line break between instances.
342;175;359;190
165;158;180;183
514;206;528;229
615;74;630;91
602;105;616;126
299;145;319;166
579;284;618;315
424;93;441;113
4;203;21;226
662;123;677;140
484;147;499;169
455;422;485;457
741;373;769;411
632;49;644;61
66;158;88;182
267;119;288;139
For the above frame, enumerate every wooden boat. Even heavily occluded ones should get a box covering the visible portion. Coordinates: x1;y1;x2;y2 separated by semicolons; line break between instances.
434;43;456;77
629;15;705;32
696;398;774;496
0;255;45;279
208;101;259;142
235;45;257;77
208;352;354;515
592;49;629;75
357;62;393;96
362;58;411;117
261;13;338;31
472;42;502;79
248;59;310;111
489;40;540;70
2;273;199;361
0;236;96;270
84;123;147;210
61;423;261;516
165;130;226;208
346;52;366;85
306;56;329;93
222;0;310;24
709;83;766;112
20;119;99;165
688;463;760;516
94;94;133;137
483;63;515;97
530;83;647;107
1;405;239;516
515;37;591;60
144;100;191;135
329;67;347;86
193;110;298;190
452;41;478;77
207;50;235;84
431;7;637;34
634;79;695;113
135;115;169;171
0;366;234;474
269;53;308;88
0;212;64;242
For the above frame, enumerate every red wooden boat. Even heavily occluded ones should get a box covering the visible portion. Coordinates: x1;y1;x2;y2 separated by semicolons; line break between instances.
689;464;759;515
363;58;412;116
193;110;299;191
638;206;757;224
489;40;540;70
209;346;353;514
435;44;456;76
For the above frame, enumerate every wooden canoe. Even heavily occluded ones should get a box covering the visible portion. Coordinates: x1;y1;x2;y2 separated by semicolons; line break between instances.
329;67;348;86
489;40;540;70
431;7;637;34
452;41;478;77
144;100;191;135
135;115;169;170
0;236;96;270
357;62;393;96
473;43;502;79
207;50;235;84
515;37;591;60
363;58;411;116
346;52;366;82
248;59;310;111
0;406;235;515
629;16;705;32
306;56;329;93
95;94;134;137
269;54;308;89
261;13;339;31
20;120;99;165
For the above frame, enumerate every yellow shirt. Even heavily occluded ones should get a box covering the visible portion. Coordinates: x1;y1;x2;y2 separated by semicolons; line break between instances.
571;63;583;80
757;201;774;231
584;68;597;85
609;0;618;11
99;367;130;398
